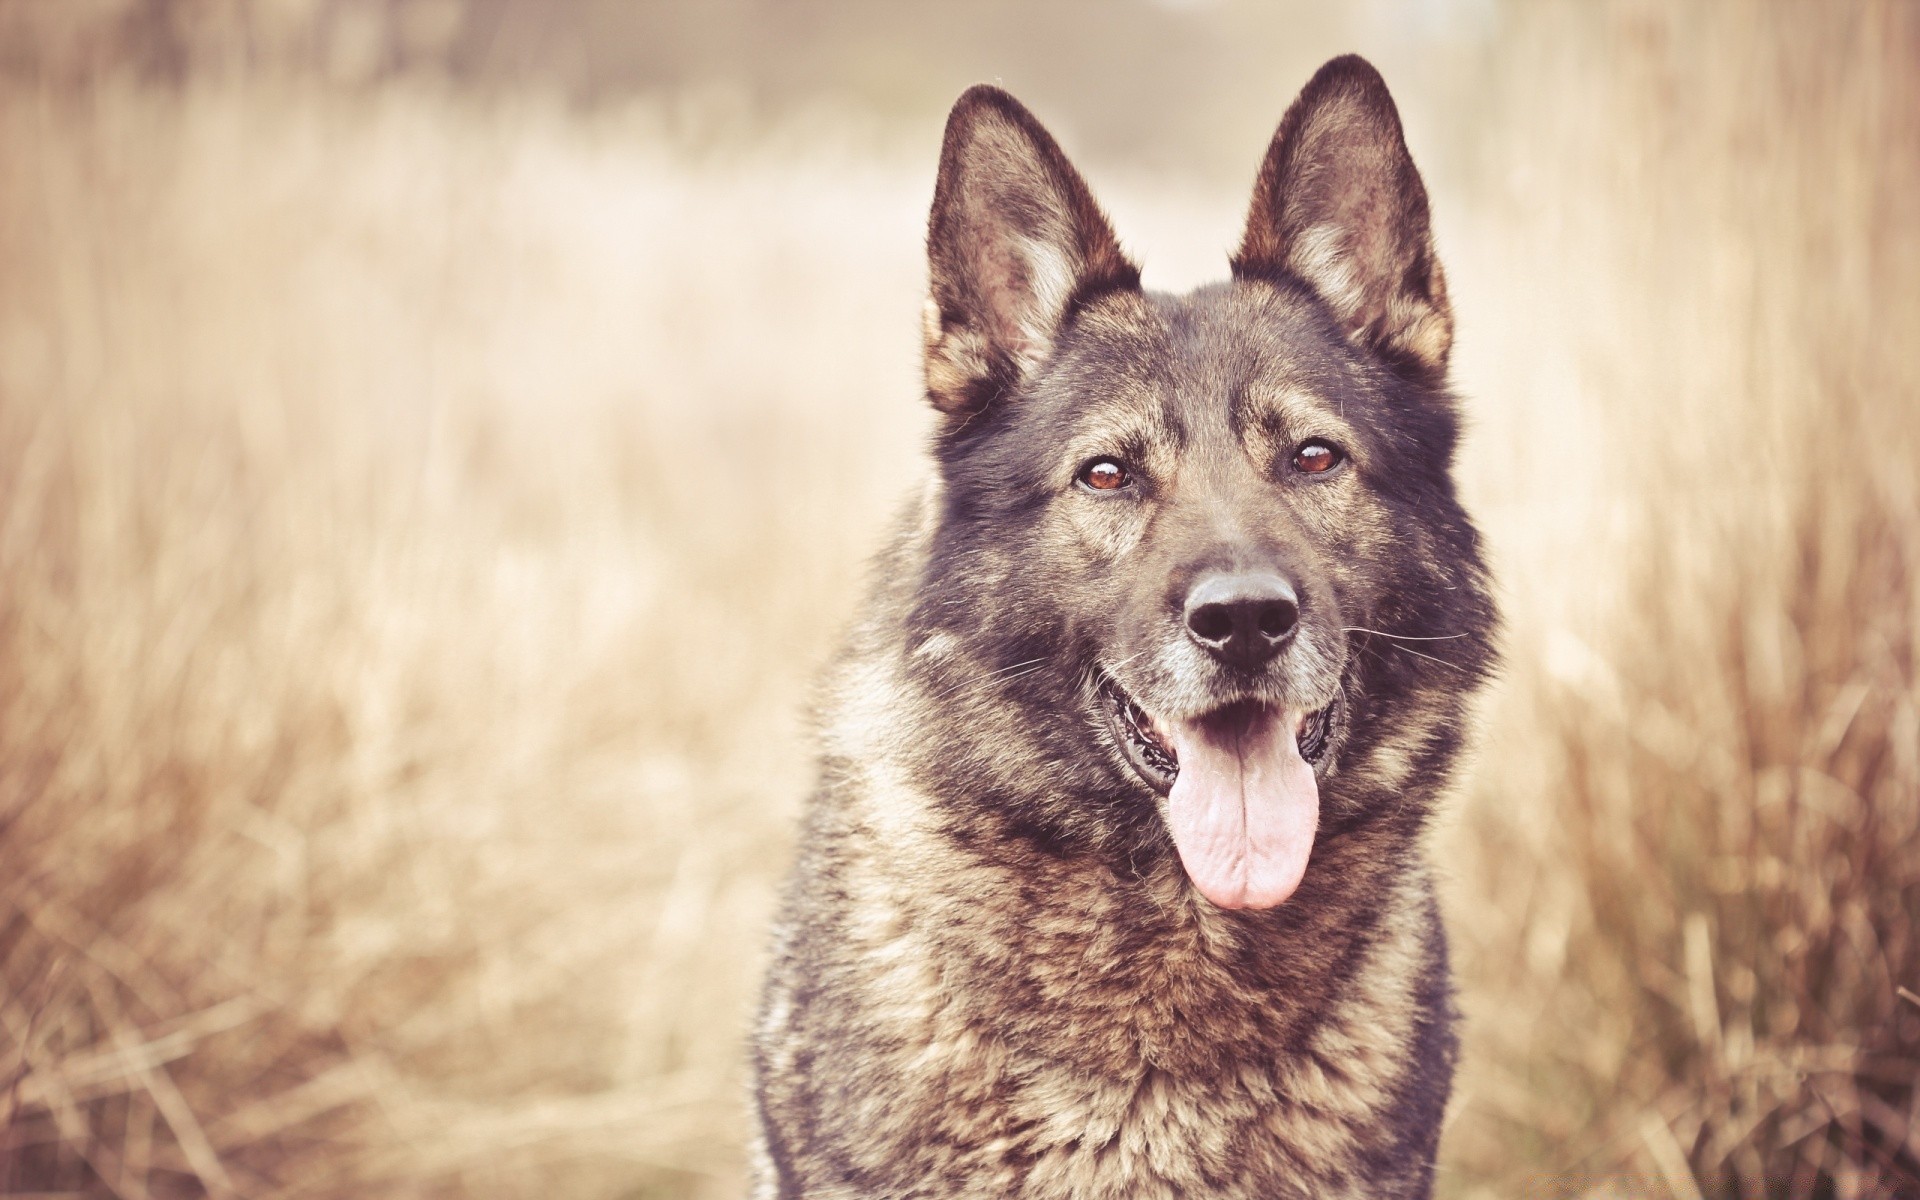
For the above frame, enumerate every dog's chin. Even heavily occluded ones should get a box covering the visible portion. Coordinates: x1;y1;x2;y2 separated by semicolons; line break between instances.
1094;670;1345;797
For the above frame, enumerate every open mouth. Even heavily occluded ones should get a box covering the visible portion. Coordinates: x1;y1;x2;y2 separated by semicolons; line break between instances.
1096;672;1341;795
1095;671;1344;910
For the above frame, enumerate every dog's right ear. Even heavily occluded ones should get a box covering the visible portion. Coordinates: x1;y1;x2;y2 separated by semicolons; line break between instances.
1233;56;1452;386
923;87;1139;420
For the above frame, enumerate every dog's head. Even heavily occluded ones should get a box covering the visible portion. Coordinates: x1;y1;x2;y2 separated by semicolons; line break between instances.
899;57;1496;910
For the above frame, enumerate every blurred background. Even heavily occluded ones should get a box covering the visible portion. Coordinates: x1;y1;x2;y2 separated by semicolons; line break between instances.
0;1;1915;1197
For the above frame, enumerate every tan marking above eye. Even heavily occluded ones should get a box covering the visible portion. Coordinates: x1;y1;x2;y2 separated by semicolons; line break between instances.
1292;440;1344;475
1078;459;1131;491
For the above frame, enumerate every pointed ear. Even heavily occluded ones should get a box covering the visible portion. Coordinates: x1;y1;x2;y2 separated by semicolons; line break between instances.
923;86;1140;418
1232;56;1452;385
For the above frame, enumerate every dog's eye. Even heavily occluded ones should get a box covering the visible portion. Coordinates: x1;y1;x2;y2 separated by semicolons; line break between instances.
1292;440;1344;475
1078;459;1132;492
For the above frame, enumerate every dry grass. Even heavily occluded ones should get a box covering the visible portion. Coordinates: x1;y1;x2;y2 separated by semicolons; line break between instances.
0;3;1915;1198
0;80;932;1198
1435;5;1920;1195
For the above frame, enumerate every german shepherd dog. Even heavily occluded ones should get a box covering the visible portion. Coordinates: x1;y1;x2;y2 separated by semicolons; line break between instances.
752;55;1497;1200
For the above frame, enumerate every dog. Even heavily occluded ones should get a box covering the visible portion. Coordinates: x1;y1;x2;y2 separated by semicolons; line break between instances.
751;55;1497;1200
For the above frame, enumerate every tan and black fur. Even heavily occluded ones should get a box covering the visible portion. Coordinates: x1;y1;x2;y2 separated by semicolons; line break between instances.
752;57;1497;1199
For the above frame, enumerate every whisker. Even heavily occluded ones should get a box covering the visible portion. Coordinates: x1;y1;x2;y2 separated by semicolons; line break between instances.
1340;627;1470;641
1098;649;1151;675
1383;643;1465;673
928;656;1050;702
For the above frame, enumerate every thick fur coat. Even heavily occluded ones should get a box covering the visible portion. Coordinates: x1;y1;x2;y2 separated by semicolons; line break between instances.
752;56;1497;1200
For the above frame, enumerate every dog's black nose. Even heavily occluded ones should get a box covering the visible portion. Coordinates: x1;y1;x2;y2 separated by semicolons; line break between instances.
1184;573;1299;667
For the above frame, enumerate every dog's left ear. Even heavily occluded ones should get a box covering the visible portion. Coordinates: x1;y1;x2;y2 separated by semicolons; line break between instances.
923;86;1140;419
1233;55;1452;385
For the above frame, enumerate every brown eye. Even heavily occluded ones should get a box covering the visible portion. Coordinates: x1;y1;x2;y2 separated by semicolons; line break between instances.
1292;440;1344;475
1078;459;1131;491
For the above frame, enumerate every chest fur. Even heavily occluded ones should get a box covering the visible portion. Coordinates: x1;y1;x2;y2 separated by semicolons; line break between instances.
758;831;1439;1200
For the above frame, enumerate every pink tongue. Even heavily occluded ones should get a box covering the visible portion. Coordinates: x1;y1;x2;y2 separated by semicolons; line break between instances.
1164;706;1319;910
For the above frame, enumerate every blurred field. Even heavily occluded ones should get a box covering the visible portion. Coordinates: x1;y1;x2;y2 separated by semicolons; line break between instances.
0;2;1916;1197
